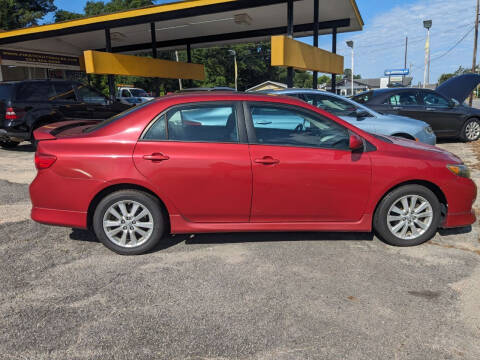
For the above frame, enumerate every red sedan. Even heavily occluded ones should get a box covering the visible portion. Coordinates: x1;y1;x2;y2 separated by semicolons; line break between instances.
30;93;476;255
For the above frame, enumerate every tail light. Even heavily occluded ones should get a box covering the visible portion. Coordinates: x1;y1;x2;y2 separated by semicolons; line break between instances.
5;107;17;120
35;153;57;170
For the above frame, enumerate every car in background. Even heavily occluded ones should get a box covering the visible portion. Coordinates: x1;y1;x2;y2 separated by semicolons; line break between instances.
257;89;436;145
30;92;475;255
0;80;132;149
117;86;154;106
352;74;480;142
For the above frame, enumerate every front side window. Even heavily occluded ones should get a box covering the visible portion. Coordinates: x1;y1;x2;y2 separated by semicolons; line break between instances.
76;85;108;104
166;104;238;143
302;94;358;117
422;92;449;107
385;91;419;106
352;92;372;104
250;105;349;150
121;89;131;97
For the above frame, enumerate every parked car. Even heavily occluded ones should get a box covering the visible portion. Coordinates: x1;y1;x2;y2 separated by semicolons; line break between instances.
116;86;154;105
0;80;132;148
257;89;436;145
352;74;480;141
30;92;476;255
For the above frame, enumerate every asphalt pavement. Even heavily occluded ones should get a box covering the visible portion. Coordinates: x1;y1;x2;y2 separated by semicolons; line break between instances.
0;141;479;360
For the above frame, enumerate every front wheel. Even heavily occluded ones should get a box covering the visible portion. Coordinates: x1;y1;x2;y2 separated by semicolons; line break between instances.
93;190;165;255
461;118;480;142
373;185;441;247
0;140;20;149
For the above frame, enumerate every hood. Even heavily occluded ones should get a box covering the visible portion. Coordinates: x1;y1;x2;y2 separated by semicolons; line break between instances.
385;135;462;163
436;73;480;103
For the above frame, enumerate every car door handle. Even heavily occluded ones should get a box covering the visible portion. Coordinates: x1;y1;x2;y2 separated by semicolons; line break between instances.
143;153;170;162
392;106;402;110
426;107;436;111
255;156;279;165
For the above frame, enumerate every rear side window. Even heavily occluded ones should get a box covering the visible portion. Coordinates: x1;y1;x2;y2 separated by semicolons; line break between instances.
16;82;54;101
51;83;76;101
0;84;13;101
165;105;238;143
76;84;107;104
384;91;419;106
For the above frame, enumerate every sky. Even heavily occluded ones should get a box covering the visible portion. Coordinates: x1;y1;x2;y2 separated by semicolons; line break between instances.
43;0;478;84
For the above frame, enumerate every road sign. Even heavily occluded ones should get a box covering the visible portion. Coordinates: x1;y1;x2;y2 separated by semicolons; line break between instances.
384;68;409;76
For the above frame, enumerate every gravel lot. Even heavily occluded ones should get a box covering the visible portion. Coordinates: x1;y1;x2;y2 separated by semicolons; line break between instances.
0;140;479;360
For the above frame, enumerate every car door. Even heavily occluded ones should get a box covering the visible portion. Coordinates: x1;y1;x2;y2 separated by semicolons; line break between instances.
377;90;426;120
245;102;372;223
418;90;465;137
301;93;378;134
133;101;252;223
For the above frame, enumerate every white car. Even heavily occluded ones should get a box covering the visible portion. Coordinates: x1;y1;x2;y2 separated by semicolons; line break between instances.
117;87;154;105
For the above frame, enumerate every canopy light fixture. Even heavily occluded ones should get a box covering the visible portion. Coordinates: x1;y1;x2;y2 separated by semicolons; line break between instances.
234;13;252;25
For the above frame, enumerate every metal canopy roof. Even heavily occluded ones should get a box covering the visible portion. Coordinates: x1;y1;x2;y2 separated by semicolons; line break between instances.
0;0;363;57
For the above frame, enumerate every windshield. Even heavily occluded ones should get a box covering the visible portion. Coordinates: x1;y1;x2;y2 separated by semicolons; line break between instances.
130;89;148;97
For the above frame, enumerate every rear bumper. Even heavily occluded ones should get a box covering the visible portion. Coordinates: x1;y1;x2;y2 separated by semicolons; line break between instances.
31;206;88;229
0;128;29;141
443;209;476;228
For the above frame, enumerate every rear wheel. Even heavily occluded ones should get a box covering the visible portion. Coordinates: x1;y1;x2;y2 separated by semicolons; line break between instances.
373;185;441;246
93;190;165;255
461;118;480;142
0;140;20;149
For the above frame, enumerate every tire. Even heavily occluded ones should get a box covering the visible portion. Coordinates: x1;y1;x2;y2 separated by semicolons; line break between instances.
373;185;441;247
92;190;165;255
0;140;20;149
460;118;480;142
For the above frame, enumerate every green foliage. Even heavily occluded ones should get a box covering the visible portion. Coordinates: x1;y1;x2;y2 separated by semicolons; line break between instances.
438;65;479;84
0;0;56;30
84;0;154;16
54;10;83;22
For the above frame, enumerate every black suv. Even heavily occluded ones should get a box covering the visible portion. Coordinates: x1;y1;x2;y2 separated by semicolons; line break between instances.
0;80;132;148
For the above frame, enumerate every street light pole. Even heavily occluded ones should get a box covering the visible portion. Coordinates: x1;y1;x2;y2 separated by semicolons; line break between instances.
346;40;354;96
423;20;432;88
469;0;479;107
228;50;238;91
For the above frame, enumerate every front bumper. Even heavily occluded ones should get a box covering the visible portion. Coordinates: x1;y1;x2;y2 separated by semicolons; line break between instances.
416;130;436;145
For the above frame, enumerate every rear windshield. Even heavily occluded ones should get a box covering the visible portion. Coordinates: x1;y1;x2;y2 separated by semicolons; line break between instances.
83;101;152;133
0;84;14;101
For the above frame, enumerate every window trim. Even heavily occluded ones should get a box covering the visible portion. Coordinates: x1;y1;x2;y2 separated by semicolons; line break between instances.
139;101;248;144
243;100;352;151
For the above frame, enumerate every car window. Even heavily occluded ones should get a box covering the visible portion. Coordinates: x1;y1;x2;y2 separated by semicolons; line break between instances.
302;94;357;117
0;84;13;101
121;89;131;97
16;82;54;101
250;105;349;150
384;91;419;106
352;92;372;104
131;89;148;97
423;92;449;107
51;82;76;101
76;85;108;104
143;114;166;140
166;104;238;143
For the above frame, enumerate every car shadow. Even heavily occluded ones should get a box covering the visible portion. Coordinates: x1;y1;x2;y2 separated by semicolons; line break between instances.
438;225;472;236
69;229;375;253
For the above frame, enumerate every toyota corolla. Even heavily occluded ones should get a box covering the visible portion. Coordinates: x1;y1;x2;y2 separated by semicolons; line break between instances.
30;93;476;255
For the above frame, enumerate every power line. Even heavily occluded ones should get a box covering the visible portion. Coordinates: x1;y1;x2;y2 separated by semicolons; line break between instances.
430;26;475;62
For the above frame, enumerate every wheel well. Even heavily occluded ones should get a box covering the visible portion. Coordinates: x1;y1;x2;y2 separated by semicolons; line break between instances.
391;133;415;140
373;180;448;222
87;184;170;232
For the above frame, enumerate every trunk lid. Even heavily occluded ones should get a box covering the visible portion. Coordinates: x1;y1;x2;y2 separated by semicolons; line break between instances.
33;120;99;141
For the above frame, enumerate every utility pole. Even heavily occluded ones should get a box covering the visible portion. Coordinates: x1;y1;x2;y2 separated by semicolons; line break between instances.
175;50;183;91
469;0;479;107
346;40;354;96
423;20;432;88
403;35;408;84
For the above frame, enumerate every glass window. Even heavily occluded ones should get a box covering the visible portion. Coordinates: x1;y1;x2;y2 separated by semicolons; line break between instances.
250;105;349;150
121;89;131;97
167;105;238;143
0;84;13;101
130;89;148;97
423;92;449;107
76;84;108;104
385;92;419;106
51;82;76;101
16;82;54;101
143;115;166;140
352;92;372;104
302;94;357;117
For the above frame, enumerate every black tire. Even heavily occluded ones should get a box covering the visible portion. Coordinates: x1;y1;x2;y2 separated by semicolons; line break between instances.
0;140;20;149
373;184;441;247
460;118;480;142
92;190;165;255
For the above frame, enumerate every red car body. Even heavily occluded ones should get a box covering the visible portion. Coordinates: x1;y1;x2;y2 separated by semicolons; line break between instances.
30;93;476;237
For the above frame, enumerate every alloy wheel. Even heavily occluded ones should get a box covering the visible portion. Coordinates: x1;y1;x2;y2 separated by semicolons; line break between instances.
103;200;154;248
465;120;480;141
386;195;433;240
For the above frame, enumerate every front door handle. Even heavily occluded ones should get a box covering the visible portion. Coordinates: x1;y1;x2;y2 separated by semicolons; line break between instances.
255;156;279;165
143;153;170;162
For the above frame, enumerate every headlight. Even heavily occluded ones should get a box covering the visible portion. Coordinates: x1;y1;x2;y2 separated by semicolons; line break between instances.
447;164;470;178
425;126;433;134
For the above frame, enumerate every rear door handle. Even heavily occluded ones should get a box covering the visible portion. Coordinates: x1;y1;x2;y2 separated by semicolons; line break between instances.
255;156;279;165
392;106;402;110
143;153;170;162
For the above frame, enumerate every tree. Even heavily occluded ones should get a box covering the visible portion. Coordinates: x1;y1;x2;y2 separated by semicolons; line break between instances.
84;0;154;16
0;0;56;30
55;10;83;22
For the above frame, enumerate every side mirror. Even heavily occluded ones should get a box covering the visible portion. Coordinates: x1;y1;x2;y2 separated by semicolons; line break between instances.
349;133;364;151
356;109;370;119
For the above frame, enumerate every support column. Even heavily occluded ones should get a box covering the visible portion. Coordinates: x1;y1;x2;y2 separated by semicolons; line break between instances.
312;0;319;89
286;0;294;88
330;27;337;93
150;22;160;96
187;43;193;88
105;28;116;100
